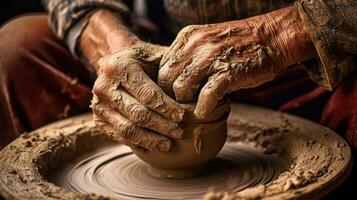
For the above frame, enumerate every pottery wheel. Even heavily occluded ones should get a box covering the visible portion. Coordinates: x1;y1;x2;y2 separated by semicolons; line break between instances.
0;103;352;200
50;143;286;200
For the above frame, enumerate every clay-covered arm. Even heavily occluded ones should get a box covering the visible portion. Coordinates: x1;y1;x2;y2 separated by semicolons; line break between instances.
296;0;357;90
159;6;315;119
80;10;185;152
42;1;185;151
79;9;140;70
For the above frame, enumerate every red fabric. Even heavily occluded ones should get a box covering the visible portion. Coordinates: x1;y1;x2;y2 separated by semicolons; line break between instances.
0;14;93;148
321;73;357;149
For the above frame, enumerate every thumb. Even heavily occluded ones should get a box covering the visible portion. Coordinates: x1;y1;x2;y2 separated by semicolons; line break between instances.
194;72;231;119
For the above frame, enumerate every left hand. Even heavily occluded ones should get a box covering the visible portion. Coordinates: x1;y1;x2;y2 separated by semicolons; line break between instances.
92;42;185;152
81;10;185;152
158;6;315;119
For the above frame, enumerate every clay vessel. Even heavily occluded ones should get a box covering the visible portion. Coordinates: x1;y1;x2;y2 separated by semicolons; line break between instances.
131;100;230;179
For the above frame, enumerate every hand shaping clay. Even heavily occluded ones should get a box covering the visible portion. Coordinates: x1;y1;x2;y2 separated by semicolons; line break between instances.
131;101;231;178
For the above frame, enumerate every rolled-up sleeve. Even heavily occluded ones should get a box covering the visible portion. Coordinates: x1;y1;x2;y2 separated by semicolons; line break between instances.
296;0;357;90
42;0;131;56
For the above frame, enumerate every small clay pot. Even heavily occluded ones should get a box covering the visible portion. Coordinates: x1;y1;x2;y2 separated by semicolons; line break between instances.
131;101;230;179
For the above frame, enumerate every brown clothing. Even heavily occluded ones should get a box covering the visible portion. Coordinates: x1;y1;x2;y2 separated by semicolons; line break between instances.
297;0;357;90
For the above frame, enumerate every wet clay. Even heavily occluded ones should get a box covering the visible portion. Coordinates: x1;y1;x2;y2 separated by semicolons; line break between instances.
131;101;230;178
0;103;352;200
50;143;287;200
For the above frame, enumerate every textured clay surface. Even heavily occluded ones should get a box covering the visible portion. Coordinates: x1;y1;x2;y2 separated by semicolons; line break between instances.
0;103;352;200
131;101;230;178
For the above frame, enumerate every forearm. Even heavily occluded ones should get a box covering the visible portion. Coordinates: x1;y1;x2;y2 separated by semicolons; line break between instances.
80;9;140;71
265;6;316;67
249;6;316;68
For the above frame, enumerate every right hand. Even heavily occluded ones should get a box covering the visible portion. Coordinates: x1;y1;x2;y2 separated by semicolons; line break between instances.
91;42;185;152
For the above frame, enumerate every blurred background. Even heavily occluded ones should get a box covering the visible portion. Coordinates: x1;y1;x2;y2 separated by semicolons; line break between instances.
1;1;44;26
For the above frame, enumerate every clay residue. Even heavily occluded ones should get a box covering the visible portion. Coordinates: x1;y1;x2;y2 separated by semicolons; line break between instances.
193;126;202;154
50;143;287;200
227;114;293;154
0;104;352;200
204;104;352;200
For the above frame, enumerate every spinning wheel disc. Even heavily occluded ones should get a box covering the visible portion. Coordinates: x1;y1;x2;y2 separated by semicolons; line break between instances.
0;104;352;200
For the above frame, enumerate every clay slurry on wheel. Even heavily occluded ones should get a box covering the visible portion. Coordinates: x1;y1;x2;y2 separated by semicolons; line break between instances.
0;104;352;200
50;143;287;200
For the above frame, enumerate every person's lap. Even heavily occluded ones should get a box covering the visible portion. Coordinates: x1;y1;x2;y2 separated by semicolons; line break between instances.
0;14;93;148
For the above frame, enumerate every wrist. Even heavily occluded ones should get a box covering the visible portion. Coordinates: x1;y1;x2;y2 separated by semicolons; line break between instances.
80;9;140;70
262;6;315;67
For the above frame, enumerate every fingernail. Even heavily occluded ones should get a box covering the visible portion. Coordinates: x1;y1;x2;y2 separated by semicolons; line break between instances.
158;139;171;152
169;128;183;139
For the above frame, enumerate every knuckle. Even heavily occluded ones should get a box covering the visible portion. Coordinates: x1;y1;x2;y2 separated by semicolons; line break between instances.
127;104;151;125
111;91;123;105
97;123;116;140
120;122;136;139
90;95;103;113
97;57;107;69
98;56;115;74
158;65;172;83
181;25;201;34
173;78;185;90
137;84;161;106
93;76;108;96
177;25;203;41
101;53;132;75
93;118;105;129
102;64;116;75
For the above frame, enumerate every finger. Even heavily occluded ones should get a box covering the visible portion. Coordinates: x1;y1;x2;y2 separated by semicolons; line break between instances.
100;55;185;122
159;26;206;96
93;75;183;138
160;25;202;65
172;63;209;103
92;74;111;97
158;59;187;97
172;46;221;102
159;31;225;97
92;101;172;152
103;85;183;139
93;115;131;146
194;71;232;119
132;45;168;79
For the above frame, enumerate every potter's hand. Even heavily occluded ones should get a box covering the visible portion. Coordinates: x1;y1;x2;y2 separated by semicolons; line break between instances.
81;10;184;151
92;42;185;152
159;6;315;119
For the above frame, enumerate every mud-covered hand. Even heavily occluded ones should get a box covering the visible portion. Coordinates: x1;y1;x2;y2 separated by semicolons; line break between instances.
92;42;185;152
81;10;185;152
159;6;315;119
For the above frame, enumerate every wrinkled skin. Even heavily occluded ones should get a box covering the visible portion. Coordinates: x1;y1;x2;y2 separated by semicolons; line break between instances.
159;6;314;119
81;10;185;152
84;7;314;151
92;42;185;152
